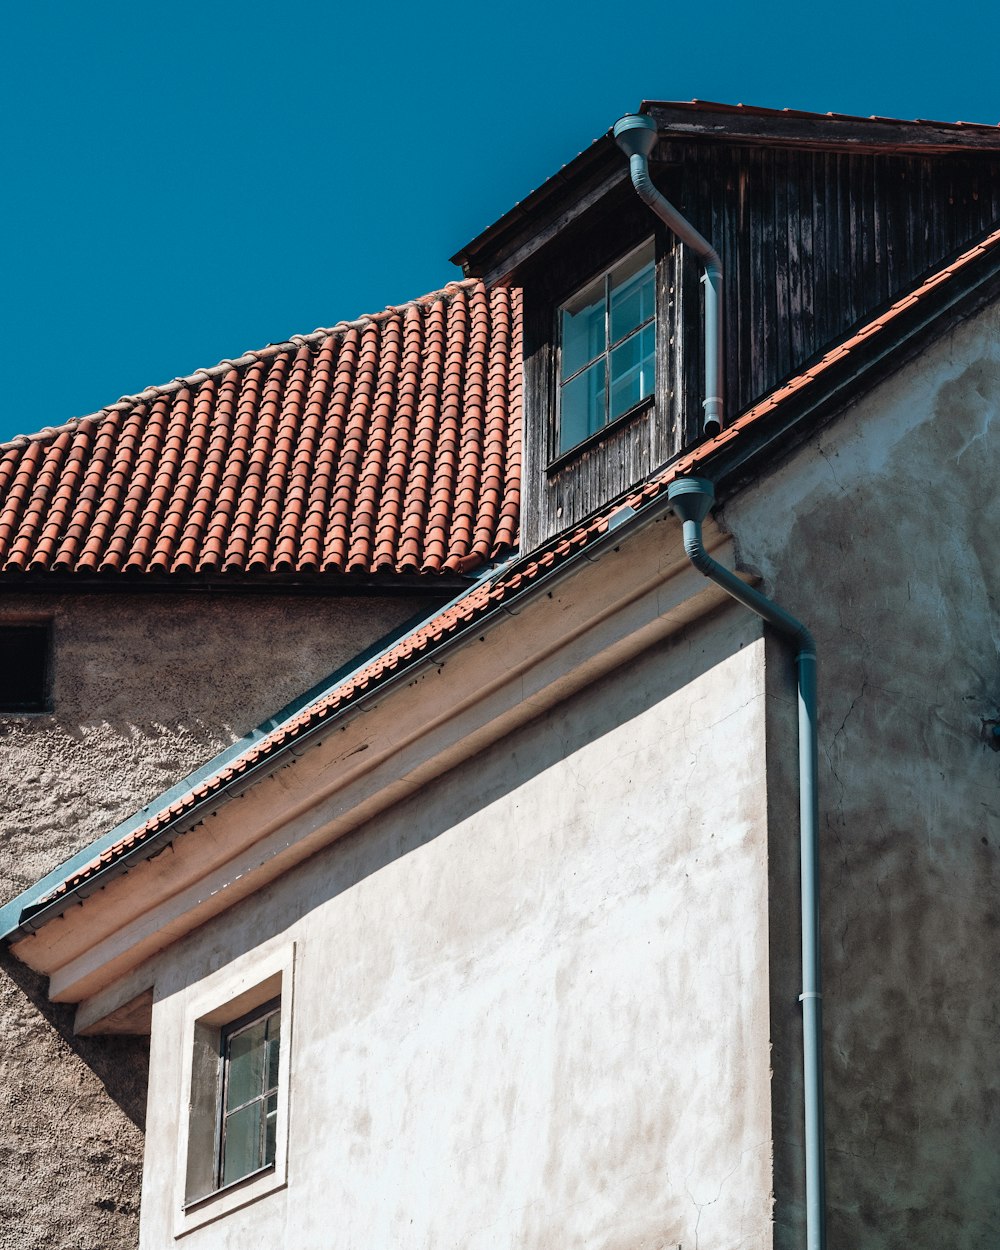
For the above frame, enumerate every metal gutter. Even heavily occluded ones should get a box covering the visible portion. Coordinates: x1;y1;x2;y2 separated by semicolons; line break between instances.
0;594;480;939
611;113;825;1249
613;114;724;435
8;492;680;940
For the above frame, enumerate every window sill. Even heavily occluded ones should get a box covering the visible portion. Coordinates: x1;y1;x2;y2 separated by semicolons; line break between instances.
547;396;654;476
183;1163;277;1214
176;1163;286;1237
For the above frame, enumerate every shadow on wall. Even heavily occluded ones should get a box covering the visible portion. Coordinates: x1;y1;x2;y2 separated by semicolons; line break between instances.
182;602;762;989
1;948;149;1131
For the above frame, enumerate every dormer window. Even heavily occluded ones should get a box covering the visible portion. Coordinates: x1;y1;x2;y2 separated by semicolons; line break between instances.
558;241;655;455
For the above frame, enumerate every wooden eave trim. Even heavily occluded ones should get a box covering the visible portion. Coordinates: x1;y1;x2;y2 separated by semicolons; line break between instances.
451;136;619;279
642;103;1000;155
18;523;742;1009
454;109;1000;283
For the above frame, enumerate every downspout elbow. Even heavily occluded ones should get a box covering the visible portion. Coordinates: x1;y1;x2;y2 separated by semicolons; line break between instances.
681;522;717;577
615;114;723;435
628;152;667;212
626;153;720;270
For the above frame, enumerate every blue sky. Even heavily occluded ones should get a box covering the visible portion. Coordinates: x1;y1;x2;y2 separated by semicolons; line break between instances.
2;1;998;444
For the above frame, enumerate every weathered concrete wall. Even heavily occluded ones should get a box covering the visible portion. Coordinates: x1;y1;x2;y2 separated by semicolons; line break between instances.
139;608;774;1250
726;302;1000;1246
0;590;440;1250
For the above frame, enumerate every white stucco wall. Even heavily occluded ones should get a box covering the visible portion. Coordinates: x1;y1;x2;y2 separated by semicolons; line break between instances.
139;606;774;1250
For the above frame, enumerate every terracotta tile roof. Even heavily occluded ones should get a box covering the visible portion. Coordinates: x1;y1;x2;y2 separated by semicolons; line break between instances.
0;280;521;580
24;223;1000;919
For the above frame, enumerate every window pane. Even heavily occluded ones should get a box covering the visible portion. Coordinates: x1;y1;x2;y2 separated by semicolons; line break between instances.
561;282;605;380
264;1094;278;1167
609;324;655;420
610;261;654;345
560;359;606;452
222;1101;263;1186
226;1020;267;1111
266;1017;280;1093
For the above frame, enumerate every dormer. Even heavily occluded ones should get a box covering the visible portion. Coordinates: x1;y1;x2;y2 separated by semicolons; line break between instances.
453;100;1000;551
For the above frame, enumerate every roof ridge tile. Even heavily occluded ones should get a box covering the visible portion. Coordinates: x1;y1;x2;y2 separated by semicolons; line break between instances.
0;278;484;455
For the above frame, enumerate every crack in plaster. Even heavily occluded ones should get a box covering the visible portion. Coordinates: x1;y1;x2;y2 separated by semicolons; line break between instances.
952;403;994;465
817;444;848;494
684;1140;768;1250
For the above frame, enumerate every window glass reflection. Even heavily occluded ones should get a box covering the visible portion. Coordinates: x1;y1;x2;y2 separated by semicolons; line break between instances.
610;262;654;345
561;285;605;380
560;359;606;452
610;323;655;420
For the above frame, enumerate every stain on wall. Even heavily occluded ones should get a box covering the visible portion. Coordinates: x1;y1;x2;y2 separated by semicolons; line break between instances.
726;302;1000;1248
137;609;775;1250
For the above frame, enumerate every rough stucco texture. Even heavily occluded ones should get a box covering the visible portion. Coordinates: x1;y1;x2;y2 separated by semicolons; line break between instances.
140;609;774;1250
726;302;1000;1248
0;590;440;1250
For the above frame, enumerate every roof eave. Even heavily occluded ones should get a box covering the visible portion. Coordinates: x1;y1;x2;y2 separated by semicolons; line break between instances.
450;133;620;282
640;99;1000;154
0;570;477;596
12;225;1000;947
452;100;1000;284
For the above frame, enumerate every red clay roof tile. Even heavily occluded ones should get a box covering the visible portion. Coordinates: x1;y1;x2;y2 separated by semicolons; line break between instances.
31;223;1000;911
0;281;521;580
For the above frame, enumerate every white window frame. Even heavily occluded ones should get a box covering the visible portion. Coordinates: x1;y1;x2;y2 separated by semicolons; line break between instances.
216;996;282;1189
173;942;295;1238
556;239;656;458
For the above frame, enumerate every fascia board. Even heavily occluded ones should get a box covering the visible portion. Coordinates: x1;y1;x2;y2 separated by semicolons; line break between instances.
21;521;748;1011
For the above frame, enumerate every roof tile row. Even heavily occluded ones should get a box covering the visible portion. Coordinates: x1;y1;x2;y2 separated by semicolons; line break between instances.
26;222;1000;914
0;281;521;579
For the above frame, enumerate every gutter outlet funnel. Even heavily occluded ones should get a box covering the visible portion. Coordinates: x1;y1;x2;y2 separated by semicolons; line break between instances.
612;113;658;160
666;476;714;525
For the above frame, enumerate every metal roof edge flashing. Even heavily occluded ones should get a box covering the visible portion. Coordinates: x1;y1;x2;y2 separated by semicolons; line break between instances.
6;497;681;942
0;572;498;942
11;221;1000;944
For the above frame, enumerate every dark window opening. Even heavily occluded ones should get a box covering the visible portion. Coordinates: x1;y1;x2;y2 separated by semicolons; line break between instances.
0;624;51;712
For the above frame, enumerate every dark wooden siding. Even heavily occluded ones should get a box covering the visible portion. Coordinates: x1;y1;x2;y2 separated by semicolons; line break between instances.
521;141;1000;549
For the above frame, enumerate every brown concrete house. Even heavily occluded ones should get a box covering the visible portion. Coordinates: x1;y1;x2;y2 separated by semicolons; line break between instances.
2;101;999;1249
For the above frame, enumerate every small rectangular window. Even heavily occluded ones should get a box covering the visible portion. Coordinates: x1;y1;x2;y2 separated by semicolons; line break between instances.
179;951;292;1234
219;999;281;1188
184;972;288;1212
558;242;655;455
0;623;51;712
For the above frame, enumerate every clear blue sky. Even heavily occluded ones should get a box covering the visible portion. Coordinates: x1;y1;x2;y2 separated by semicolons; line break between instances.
2;1;998;444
